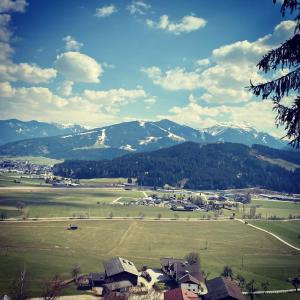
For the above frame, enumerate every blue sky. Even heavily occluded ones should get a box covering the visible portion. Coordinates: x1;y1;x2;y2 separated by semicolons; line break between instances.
0;0;296;136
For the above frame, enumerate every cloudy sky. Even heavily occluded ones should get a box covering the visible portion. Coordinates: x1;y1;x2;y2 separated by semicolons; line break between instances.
0;0;295;136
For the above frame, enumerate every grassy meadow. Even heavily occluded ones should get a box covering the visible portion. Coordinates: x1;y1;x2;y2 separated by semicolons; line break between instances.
0;187;300;220
0;219;299;295
0;172;50;187
249;220;300;248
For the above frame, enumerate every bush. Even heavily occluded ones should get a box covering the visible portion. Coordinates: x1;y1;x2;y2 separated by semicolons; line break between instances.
153;282;165;291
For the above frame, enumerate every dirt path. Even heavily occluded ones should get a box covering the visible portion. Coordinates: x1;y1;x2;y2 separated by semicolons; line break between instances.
236;219;300;251
108;222;137;255
112;196;123;204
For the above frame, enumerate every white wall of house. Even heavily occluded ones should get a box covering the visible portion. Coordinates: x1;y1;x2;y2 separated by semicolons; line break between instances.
181;283;199;294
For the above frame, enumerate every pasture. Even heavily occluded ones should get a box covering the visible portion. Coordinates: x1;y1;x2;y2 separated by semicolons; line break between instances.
0;219;299;295
0;188;300;220
0;172;49;187
249;220;300;248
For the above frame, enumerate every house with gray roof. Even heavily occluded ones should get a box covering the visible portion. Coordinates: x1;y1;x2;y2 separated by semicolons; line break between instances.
104;257;139;286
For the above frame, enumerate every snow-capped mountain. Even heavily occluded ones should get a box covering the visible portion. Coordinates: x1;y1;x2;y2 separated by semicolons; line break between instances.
200;122;286;149
0;119;287;160
0;119;86;145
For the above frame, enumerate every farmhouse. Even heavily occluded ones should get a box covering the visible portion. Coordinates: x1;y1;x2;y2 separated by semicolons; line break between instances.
89;272;106;287
203;277;245;300
160;258;205;294
103;280;133;294
164;287;199;300
104;257;139;286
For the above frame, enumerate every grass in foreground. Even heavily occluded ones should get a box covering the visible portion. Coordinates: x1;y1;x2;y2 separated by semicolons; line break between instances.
249;220;300;248
0;220;299;295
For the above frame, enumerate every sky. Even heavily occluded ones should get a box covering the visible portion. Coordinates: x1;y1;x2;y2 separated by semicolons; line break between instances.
0;0;296;136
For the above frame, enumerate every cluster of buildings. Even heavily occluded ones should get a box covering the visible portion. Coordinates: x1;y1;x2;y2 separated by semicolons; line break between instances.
135;193;238;213
0;159;51;176
76;256;245;300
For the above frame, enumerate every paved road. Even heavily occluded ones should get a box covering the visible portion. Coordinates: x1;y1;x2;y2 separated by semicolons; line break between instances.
242;288;299;295
236;219;300;251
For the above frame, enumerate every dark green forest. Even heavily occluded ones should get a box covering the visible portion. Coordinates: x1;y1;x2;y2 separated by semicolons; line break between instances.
53;142;300;192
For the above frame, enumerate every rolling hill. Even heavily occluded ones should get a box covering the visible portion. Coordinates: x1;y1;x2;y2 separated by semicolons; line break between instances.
53;142;300;193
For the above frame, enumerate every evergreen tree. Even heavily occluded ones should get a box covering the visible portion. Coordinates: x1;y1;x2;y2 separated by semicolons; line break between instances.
249;0;300;147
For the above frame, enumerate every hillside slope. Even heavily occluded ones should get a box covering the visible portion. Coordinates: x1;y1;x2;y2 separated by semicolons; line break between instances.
53;142;300;192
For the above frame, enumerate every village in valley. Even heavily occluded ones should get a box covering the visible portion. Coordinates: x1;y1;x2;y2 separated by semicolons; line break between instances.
1;0;300;299
0;160;300;300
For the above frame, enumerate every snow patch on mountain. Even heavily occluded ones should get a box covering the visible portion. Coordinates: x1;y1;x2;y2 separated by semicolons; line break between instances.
151;123;186;142
94;129;109;148
139;136;161;145
120;144;136;151
139;120;146;127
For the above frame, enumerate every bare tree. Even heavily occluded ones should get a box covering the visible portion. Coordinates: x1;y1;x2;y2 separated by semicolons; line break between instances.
9;267;31;300
261;281;270;294
185;252;200;266
41;275;67;300
246;279;257;300
291;277;300;291
236;274;246;288
71;264;81;282
221;266;233;279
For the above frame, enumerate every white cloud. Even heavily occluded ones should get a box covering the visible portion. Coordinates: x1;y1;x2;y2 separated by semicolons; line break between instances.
57;80;73;96
55;51;103;83
0;82;150;127
159;94;283;136
0;14;12;42
196;58;210;67
144;96;156;105
95;5;117;18
127;1;151;15
0;4;57;84
146;14;207;35
0;41;13;62
143;20;296;105
83;88;146;107
141;66;202;90
0;62;57;83
0;0;28;13
63;35;83;51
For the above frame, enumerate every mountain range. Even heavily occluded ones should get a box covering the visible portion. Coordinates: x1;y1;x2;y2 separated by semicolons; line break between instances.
0;118;287;160
0;119;85;146
53;142;300;193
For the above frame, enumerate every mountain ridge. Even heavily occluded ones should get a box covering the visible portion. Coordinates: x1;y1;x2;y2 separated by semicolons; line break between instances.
0;118;287;160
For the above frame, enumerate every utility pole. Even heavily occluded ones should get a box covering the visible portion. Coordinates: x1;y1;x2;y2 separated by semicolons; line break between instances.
241;255;244;270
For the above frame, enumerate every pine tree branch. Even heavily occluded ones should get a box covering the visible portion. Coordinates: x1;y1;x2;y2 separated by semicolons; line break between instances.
273;96;300;148
249;67;300;100
257;34;300;72
273;0;300;17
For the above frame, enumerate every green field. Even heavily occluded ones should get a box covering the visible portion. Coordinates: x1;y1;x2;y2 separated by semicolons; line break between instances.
0;156;63;166
249;220;300;248
250;198;300;219
247;293;300;300
0;220;299;295
79;177;129;186
0;172;50;187
1;188;300;220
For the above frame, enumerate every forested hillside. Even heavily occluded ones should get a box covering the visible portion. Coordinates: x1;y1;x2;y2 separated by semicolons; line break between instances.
53;142;300;192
